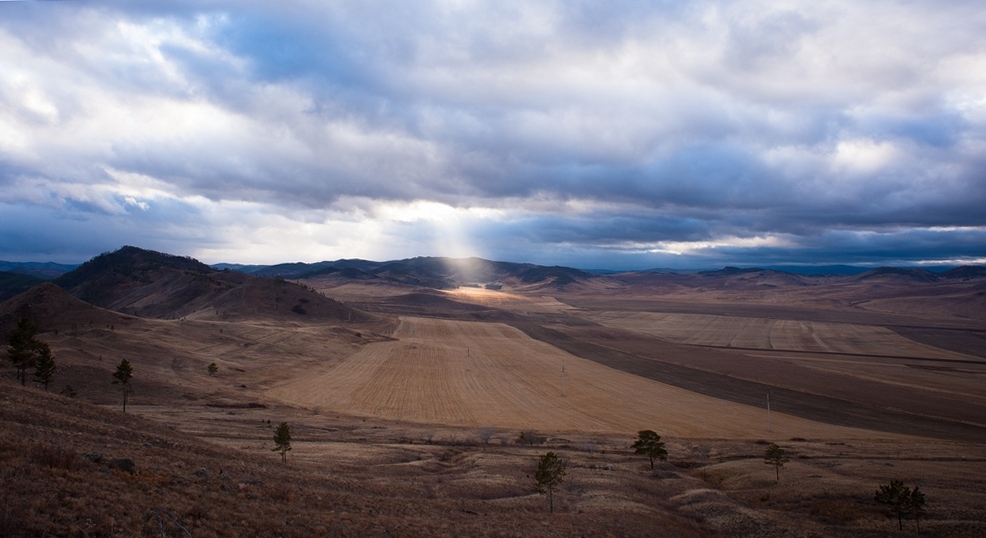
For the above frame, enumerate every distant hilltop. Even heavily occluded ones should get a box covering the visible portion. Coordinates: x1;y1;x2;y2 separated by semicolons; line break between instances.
2;246;984;295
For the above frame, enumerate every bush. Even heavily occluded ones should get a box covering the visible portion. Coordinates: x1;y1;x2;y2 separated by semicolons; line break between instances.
29;444;76;470
518;431;546;446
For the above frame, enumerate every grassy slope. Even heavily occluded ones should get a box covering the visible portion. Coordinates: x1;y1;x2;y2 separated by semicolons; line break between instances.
0;380;711;537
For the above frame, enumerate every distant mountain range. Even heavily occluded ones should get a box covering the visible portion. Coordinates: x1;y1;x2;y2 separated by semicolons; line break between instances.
210;256;596;289
1;245;985;339
1;246;985;308
0;261;79;280
2;252;981;281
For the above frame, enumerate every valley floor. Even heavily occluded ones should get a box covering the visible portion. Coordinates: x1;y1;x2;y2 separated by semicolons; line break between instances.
4;274;986;536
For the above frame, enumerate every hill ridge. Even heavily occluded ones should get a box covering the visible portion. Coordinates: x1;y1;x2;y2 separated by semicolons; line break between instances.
47;246;374;323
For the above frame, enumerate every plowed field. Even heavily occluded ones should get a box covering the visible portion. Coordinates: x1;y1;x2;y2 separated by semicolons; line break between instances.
588;311;974;360
270;316;890;438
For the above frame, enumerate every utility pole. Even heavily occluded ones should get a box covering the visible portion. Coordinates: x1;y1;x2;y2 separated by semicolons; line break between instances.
561;363;566;397
767;391;772;432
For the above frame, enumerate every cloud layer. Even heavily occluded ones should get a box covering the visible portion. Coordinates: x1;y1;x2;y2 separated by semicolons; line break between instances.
1;0;984;267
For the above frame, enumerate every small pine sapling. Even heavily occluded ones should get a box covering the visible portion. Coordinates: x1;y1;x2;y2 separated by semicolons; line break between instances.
112;359;134;413
763;443;790;482
875;479;912;531
273;422;292;463
32;342;56;391
535;451;566;513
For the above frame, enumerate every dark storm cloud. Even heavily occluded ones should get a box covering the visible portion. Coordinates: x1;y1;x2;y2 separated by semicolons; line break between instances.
701;227;986;268
1;0;984;266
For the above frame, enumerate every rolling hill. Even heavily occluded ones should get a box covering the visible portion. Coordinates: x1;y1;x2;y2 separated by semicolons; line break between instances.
0;282;131;339
214;256;601;290
50;246;372;323
0;271;44;302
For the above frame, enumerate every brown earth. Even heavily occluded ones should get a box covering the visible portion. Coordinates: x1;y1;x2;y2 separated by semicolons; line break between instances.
2;270;986;536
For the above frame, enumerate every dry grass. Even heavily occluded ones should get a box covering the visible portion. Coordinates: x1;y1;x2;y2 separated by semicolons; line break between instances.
4;271;986;536
4;361;986;536
1;379;721;537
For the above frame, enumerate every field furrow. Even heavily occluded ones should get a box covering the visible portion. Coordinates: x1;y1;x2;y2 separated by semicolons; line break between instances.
587;312;975;359
269;317;891;438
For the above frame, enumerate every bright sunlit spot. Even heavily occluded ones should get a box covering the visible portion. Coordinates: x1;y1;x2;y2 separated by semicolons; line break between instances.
377;201;479;259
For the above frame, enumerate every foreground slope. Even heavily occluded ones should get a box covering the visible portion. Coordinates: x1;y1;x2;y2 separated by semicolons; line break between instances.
1;378;724;537
7;361;986;537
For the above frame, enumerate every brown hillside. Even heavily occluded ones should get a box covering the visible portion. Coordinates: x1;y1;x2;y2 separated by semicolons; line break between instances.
195;277;376;323
1;378;719;538
50;246;377;324
98;269;248;319
0;283;133;341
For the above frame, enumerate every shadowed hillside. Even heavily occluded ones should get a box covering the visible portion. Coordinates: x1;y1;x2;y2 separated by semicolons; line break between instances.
200;276;375;323
51;246;374;323
0;282;131;340
0;271;44;302
224;256;601;290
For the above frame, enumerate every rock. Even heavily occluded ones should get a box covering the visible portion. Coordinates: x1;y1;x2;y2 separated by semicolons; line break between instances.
82;452;103;463
193;467;209;479
109;457;136;475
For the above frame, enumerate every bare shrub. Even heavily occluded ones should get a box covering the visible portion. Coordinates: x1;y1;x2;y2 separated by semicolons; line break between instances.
0;494;22;538
445;481;530;501
143;508;192;538
476;427;495;445
29;444;76;470
518;430;545;446
811;498;866;524
266;483;299;503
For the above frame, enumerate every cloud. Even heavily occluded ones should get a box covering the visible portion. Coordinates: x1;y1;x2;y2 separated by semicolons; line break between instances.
0;0;984;267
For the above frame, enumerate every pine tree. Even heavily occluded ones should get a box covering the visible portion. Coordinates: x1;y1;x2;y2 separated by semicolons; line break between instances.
763;443;790;482
630;430;668;470
535;452;566;513
909;485;927;534
33;342;56;391
207;362;218;376
7;317;40;385
875;479;912;531
273;422;292;463
112;359;134;413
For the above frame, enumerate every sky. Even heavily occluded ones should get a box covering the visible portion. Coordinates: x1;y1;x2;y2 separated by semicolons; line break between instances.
1;0;985;270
